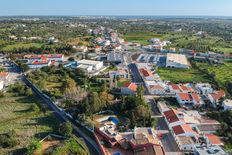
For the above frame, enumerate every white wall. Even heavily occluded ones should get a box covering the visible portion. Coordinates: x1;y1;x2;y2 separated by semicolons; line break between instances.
0;81;4;90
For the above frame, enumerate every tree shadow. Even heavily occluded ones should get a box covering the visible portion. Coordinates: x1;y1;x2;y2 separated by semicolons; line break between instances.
11;147;27;155
23;114;60;138
13;108;31;113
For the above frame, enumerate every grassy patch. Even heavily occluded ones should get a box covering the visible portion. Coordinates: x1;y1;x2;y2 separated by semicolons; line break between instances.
157;67;210;83
195;62;232;95
123;32;163;45
1;43;43;51
0;93;60;154
117;78;131;87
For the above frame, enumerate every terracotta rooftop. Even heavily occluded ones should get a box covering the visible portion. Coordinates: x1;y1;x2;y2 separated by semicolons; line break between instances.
172;124;195;135
170;84;180;90
209;90;225;101
163;109;180;123
139;68;153;77
0;72;9;77
123;82;137;92
205;134;223;145
191;93;201;102
178;93;192;100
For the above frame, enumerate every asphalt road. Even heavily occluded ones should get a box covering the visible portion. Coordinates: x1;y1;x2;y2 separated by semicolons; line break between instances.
128;63;143;84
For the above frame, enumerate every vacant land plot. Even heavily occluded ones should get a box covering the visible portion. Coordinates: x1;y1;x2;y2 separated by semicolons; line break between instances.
123;32;163;45
1;43;43;51
0;93;60;154
157;67;210;83
195;62;232;95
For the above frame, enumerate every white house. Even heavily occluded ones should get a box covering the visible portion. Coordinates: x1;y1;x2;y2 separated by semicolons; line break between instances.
157;102;170;114
172;124;196;137
109;68;129;79
176;136;196;152
169;84;195;94
204;134;224;146
195;83;213;95
222;99;232;111
0;72;9;81
169;84;182;94
27;60;52;69
0;80;4;90
171;124;197;151
163;109;185;129
24;54;64;62
121;82;137;95
145;81;166;95
207;90;225;107
176;93;203;107
166;53;190;69
139;68;154;81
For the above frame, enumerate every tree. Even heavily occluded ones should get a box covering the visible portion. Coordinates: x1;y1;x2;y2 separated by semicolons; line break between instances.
90;92;102;112
25;88;33;96
101;80;108;92
59;122;73;137
136;85;145;100
99;91;114;107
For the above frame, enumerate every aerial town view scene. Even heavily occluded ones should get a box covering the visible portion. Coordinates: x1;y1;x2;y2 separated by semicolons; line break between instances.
0;0;232;155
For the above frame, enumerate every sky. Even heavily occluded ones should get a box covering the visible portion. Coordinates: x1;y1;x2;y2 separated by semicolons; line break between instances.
0;0;232;16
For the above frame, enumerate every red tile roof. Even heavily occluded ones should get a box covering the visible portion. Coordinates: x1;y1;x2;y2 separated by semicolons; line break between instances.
178;93;192;100
0;72;9;77
209;90;225;101
191;93;201;102
123;82;137;92
163;109;180;123
180;85;188;91
139;68;153;77
205;134;223;145
24;54;63;59
170;84;180;90
32;60;49;65
172;124;194;135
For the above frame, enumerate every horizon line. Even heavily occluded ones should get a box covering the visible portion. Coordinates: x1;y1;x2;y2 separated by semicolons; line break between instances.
0;15;232;17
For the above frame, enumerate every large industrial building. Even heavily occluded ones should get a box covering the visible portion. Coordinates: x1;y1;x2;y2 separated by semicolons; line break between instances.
77;59;103;73
166;53;190;69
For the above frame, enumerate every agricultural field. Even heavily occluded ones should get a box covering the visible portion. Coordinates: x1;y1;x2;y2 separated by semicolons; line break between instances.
67;36;93;46
1;42;43;52
0;93;60;154
123;30;232;53
123;32;163;45
157;67;211;83
194;62;232;96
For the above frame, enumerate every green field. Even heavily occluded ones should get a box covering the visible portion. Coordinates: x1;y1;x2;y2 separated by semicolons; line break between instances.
157;67;211;83
1;43;43;51
0;93;60;154
117;78;131;87
195;62;232;95
123;31;232;53
123;32;163;45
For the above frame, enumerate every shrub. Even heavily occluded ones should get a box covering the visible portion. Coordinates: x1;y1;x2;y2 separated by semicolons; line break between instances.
27;139;42;155
59;122;73;137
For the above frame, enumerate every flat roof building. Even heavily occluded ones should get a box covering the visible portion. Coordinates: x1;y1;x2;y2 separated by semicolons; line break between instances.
166;53;190;69
194;145;227;155
77;59;103;73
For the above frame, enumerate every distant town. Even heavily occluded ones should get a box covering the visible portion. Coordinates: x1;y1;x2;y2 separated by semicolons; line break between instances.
0;16;232;155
